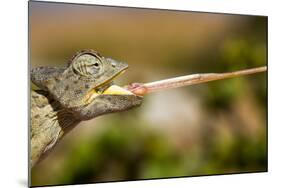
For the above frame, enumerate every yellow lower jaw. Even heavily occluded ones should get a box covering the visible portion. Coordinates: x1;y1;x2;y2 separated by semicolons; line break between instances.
85;85;133;104
102;85;133;95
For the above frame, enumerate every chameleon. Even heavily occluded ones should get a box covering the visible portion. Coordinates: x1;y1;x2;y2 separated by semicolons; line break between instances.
30;49;143;168
30;49;266;168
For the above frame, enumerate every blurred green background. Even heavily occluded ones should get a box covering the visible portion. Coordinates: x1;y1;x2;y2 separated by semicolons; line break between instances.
30;2;267;186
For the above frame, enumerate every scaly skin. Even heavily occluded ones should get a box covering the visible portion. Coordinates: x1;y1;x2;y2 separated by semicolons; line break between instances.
31;90;80;167
31;50;143;167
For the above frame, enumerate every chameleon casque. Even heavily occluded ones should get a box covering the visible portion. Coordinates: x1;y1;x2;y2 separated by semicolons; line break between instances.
31;49;143;167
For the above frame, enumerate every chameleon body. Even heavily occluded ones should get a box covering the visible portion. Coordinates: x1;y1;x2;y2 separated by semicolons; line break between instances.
31;50;143;167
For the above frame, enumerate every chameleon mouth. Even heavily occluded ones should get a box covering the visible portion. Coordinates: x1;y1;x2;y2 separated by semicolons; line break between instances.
95;81;114;94
94;69;128;93
84;69;134;104
102;84;134;95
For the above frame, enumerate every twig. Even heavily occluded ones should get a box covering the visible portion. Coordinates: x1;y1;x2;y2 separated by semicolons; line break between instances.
127;66;267;96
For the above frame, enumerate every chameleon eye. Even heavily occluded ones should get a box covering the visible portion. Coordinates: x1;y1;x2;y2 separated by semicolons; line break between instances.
72;54;103;77
93;62;99;67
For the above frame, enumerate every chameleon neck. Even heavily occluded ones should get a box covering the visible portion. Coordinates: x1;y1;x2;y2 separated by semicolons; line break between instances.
31;90;80;167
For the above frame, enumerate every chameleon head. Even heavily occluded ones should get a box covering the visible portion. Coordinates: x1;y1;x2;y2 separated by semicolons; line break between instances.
31;50;143;119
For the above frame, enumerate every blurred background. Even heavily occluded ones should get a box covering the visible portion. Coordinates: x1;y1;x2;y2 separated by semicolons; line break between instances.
30;1;267;186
